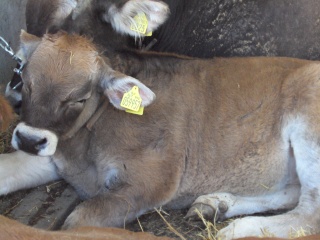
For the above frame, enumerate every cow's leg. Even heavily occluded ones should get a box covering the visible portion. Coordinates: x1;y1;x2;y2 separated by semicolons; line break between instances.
186;184;300;221
217;121;320;239
0;151;60;195
61;194;147;229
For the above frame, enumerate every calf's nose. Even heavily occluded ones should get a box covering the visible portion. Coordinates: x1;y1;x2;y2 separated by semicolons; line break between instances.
15;130;48;155
12;122;58;156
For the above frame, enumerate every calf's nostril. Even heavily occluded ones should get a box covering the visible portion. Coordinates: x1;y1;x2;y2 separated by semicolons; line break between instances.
15;100;22;108
15;130;22;142
35;138;48;150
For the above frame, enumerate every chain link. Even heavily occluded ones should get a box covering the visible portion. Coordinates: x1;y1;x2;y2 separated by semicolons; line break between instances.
0;36;15;58
0;35;24;75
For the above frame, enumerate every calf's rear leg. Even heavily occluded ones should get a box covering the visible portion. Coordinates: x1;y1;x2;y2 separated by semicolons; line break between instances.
218;118;320;239
186;184;301;221
187;115;320;239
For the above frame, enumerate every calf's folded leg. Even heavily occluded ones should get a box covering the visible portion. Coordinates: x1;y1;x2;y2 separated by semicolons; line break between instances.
62;194;148;229
218;116;320;239
187;184;301;221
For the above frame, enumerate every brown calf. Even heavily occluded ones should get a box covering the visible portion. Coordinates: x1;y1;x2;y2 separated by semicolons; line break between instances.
0;215;171;240
0;95;14;132
2;215;320;240
1;31;320;239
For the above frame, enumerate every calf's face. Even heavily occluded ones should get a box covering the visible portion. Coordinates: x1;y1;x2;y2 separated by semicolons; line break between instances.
20;32;99;131
12;31;156;156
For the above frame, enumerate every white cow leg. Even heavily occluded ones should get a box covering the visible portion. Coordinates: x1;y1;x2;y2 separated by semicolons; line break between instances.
0;150;60;195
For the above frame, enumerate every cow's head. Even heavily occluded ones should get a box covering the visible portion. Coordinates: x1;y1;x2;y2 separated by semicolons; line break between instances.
6;0;169;115
11;31;155;156
27;0;170;39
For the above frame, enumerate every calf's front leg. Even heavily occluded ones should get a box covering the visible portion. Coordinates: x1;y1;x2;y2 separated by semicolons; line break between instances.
62;194;147;229
62;159;180;229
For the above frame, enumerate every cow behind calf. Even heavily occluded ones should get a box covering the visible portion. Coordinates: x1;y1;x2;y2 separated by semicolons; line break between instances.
24;0;320;59
1;31;320;239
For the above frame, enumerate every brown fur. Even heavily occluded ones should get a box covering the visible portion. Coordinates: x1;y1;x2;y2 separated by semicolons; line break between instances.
0;215;171;240
1;213;320;240
0;95;14;132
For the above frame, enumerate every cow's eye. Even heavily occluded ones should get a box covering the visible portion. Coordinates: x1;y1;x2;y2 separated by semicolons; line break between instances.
77;99;86;104
67;99;87;109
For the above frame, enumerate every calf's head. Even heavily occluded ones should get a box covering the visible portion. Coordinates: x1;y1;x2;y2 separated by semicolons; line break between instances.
12;31;155;156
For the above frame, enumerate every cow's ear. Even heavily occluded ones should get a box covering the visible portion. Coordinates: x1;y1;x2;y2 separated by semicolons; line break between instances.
102;0;170;37
17;30;41;63
29;0;89;33
100;69;156;110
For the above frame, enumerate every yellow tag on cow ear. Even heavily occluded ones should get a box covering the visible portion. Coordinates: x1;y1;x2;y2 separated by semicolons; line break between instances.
125;106;144;115
145;31;152;37
120;86;143;114
130;13;152;36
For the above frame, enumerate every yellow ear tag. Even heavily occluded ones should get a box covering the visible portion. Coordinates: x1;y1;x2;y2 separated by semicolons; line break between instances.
120;86;144;115
130;13;152;36
125;106;144;115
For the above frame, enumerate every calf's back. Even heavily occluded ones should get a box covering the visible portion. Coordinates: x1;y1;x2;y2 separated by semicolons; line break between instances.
84;56;315;207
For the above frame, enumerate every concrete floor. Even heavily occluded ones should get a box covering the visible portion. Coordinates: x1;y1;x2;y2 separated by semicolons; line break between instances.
0;180;80;230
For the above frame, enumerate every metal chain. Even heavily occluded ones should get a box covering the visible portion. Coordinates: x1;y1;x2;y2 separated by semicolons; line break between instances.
0;36;24;75
0;36;18;61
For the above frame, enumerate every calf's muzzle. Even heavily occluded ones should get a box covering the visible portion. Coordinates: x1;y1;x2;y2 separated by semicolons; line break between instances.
12;122;58;156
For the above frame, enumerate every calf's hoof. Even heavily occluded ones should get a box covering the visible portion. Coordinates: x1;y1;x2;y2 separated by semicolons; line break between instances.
186;201;228;222
186;193;234;222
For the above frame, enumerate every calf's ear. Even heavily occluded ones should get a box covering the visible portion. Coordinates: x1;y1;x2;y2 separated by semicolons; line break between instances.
102;0;170;37
17;30;41;63
99;68;156;110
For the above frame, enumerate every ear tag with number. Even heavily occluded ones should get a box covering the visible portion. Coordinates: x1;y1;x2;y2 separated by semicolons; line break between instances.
120;86;144;115
130;13;152;36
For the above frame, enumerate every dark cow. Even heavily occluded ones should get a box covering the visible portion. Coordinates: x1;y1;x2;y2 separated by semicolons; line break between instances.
6;0;320;112
1;30;320;239
24;0;320;59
